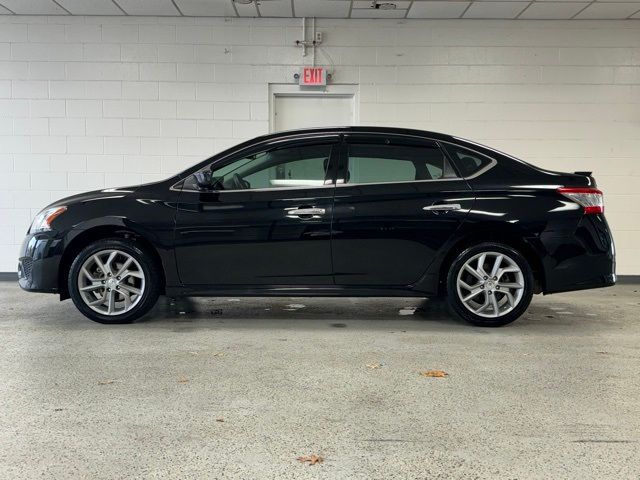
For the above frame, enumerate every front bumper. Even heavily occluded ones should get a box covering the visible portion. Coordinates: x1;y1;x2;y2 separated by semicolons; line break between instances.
18;231;63;293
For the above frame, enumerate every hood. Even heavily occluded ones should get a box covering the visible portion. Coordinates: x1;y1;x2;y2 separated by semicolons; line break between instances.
47;186;139;209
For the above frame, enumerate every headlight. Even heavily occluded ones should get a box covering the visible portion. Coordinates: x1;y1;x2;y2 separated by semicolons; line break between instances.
30;206;67;233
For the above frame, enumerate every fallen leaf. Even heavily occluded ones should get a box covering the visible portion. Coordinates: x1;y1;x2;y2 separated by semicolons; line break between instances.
216;418;224;422
420;370;448;378
366;363;381;369
98;379;115;385
212;352;225;357
178;377;189;383
596;351;608;355
297;454;324;465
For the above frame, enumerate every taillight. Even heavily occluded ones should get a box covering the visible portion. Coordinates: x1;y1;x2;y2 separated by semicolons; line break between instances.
557;187;604;214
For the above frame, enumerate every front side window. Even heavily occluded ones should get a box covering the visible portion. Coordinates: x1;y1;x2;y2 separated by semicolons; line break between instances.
344;143;454;185
188;143;333;191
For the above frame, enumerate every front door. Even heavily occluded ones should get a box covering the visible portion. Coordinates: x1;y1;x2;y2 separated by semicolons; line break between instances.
331;134;475;286
175;138;339;286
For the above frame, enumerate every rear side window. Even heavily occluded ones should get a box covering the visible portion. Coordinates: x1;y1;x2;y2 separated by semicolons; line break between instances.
345;143;455;185
444;144;493;178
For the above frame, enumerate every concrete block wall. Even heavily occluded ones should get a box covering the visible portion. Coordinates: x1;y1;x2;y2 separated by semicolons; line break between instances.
1;16;638;274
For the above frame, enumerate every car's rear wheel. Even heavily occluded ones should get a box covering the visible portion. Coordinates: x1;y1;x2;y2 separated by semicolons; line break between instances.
68;238;161;324
446;242;534;327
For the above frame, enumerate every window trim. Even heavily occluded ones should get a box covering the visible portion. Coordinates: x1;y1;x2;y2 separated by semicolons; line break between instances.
171;131;498;192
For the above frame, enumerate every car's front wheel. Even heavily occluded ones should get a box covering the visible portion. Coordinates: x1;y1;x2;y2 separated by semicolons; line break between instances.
68;238;161;324
446;242;534;327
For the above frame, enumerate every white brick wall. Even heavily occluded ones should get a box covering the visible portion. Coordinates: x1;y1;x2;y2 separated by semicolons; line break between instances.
1;16;639;274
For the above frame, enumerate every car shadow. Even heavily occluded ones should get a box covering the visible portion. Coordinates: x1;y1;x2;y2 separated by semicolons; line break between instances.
7;280;624;334
129;291;621;335
140;295;467;330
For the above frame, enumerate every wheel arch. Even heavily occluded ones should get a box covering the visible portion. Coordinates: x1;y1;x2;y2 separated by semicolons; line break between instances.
58;224;167;300
437;227;545;296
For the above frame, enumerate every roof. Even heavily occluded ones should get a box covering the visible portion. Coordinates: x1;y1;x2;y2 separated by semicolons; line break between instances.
255;126;456;143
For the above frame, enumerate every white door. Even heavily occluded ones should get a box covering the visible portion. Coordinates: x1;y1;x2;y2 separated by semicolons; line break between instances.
273;94;355;132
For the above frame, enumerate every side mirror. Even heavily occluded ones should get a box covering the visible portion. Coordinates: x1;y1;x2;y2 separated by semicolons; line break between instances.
194;171;214;191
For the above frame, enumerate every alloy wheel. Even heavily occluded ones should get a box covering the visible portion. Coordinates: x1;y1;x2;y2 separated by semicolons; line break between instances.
77;249;146;316
455;251;525;318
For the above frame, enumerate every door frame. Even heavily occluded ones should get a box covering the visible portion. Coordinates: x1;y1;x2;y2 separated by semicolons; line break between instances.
268;84;360;133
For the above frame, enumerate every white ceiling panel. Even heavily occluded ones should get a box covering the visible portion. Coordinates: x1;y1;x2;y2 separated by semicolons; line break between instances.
0;0;68;14
464;1;529;18
257;0;293;17
408;1;470;18
575;2;640;19
57;0;124;15
294;0;352;18
175;0;235;16
116;0;181;15
519;2;589;19
2;0;640;19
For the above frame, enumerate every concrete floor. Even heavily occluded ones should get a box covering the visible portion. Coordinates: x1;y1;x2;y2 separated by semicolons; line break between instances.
0;282;638;479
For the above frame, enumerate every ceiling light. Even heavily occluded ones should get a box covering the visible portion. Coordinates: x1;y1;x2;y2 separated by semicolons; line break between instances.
370;1;397;9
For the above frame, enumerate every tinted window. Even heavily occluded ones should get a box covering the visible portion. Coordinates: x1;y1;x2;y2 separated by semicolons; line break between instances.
345;143;452;185
188;144;333;190
444;144;493;178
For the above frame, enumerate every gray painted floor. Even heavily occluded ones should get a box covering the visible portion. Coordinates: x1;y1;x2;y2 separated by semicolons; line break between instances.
0;282;638;479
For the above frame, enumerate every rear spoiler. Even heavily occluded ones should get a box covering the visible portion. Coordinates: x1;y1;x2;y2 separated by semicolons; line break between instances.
574;171;596;187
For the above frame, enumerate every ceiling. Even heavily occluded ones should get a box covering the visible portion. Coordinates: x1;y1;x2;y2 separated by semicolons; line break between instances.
1;0;639;20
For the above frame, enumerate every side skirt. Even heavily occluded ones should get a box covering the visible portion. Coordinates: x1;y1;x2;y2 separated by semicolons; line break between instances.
165;284;431;298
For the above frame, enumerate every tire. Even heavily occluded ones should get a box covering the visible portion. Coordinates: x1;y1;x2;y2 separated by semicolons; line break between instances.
446;242;534;327
68;238;161;324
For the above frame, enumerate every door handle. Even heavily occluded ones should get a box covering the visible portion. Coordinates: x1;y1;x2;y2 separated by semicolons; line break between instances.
288;207;326;217
423;203;461;212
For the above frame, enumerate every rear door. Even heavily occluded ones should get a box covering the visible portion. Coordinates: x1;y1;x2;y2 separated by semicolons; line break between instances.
331;134;474;286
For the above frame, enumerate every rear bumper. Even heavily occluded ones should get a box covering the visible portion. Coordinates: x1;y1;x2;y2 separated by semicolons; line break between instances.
18;232;63;293
540;214;616;294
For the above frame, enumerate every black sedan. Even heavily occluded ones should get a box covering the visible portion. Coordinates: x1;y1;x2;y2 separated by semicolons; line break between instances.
18;127;615;326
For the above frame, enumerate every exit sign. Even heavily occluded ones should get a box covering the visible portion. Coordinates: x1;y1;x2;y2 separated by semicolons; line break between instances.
299;67;327;87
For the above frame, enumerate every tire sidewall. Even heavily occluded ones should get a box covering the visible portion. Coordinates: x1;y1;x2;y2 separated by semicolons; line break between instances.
68;238;159;324
446;242;534;327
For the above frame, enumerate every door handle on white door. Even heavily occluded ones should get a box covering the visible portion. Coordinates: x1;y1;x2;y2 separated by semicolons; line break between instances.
288;208;326;216
423;203;461;212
